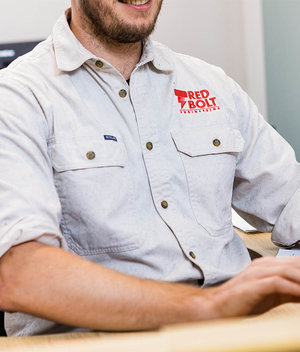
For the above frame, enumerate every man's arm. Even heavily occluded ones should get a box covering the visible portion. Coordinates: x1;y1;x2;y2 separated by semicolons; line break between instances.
1;241;300;331
228;76;300;247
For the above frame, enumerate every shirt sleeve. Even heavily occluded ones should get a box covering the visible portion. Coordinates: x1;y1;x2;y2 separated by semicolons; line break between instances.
0;76;67;257
229;77;300;247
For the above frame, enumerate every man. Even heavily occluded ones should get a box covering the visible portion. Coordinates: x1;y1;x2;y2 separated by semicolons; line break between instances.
0;0;300;336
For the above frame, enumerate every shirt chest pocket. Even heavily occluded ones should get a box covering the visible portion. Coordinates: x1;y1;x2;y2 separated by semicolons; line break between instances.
171;127;245;235
49;137;141;256
50;137;126;171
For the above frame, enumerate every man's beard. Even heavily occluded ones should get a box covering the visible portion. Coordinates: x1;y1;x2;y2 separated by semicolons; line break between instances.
79;0;163;43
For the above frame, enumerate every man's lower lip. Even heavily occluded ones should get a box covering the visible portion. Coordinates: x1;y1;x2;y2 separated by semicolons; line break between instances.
118;0;152;11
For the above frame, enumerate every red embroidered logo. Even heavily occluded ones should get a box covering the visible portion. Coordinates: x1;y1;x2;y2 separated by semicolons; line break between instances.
174;89;220;114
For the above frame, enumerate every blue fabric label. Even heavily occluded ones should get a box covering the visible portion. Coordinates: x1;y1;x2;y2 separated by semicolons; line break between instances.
104;135;118;142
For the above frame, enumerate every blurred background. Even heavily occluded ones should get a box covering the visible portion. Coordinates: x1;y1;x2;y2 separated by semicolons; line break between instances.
0;0;299;159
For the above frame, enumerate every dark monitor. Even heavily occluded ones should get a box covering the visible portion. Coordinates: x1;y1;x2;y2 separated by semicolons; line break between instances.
0;41;41;70
0;311;5;336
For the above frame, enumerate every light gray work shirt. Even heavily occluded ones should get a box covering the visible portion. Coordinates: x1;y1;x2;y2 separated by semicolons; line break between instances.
1;12;300;336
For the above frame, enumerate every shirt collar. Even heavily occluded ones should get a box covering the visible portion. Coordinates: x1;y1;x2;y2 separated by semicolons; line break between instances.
53;9;96;72
139;38;174;73
53;9;174;73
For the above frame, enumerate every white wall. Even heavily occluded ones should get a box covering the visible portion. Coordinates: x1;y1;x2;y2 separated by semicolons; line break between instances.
0;0;70;43
154;0;246;88
0;0;267;118
242;0;268;119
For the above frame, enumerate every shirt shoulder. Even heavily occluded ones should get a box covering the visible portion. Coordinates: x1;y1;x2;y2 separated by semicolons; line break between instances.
0;36;55;87
0;37;56;136
151;40;227;82
151;41;256;134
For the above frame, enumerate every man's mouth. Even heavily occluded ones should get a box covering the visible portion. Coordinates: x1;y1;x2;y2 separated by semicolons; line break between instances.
118;0;150;5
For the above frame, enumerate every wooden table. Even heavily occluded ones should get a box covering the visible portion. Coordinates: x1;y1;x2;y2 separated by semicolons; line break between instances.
236;230;279;257
1;231;299;352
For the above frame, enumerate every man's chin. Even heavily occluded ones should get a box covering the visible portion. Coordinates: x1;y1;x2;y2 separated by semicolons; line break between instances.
101;21;155;44
79;0;160;44
104;31;150;44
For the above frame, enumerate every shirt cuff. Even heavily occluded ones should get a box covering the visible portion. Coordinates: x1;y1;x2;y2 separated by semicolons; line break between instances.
272;186;300;248
0;222;68;257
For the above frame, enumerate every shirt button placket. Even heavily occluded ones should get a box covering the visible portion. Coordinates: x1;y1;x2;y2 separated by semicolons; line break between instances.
189;251;196;260
161;201;168;209
119;89;127;98
95;60;104;68
146;142;153;151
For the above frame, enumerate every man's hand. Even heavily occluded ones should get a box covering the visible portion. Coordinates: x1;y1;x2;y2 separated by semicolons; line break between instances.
1;242;300;333
207;257;300;318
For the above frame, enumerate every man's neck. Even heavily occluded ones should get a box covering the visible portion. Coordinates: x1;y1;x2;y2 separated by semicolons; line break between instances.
70;12;142;80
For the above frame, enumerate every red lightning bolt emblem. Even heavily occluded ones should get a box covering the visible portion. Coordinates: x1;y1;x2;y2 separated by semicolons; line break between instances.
174;89;188;109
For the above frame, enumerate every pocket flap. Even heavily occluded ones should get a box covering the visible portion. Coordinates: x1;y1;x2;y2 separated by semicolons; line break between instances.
49;136;126;172
171;126;245;157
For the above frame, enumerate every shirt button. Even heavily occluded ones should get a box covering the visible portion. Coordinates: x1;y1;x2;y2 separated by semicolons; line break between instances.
146;142;153;151
119;89;127;98
161;201;168;209
95;60;104;68
213;139;221;147
86;151;96;160
189;251;196;259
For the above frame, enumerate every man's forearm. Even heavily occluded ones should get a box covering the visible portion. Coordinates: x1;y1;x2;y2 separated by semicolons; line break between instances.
1;242;300;332
0;241;215;330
